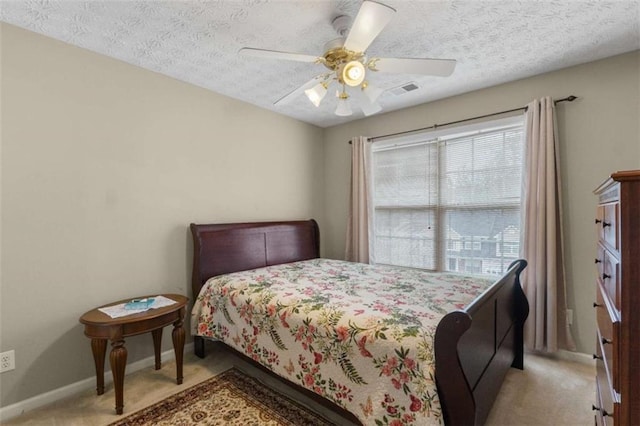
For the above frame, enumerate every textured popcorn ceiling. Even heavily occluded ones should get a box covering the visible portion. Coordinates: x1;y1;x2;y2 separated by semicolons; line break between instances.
1;1;639;128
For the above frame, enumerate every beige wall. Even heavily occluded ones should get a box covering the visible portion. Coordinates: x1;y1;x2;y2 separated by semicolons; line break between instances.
0;23;324;407
323;51;640;355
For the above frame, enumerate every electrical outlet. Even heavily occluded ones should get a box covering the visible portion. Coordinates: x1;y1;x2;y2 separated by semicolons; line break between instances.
566;309;574;325
0;350;15;373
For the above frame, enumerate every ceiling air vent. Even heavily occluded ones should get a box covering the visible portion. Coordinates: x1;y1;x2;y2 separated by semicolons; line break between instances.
389;82;420;96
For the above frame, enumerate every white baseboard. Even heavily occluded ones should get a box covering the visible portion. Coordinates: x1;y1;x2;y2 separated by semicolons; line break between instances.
556;349;595;365
0;343;194;422
526;348;595;365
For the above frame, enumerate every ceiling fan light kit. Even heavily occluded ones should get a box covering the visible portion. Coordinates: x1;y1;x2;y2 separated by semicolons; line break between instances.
360;100;382;116
304;82;329;107
361;81;384;103
335;90;353;116
239;0;456;118
341;61;366;86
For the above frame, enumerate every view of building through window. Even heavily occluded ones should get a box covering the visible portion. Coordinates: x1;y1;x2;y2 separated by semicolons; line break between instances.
371;118;524;276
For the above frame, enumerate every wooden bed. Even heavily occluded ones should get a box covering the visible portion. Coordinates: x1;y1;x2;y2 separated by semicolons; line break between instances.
190;219;529;426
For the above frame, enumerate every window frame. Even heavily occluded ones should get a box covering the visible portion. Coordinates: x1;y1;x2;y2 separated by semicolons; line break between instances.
370;115;525;276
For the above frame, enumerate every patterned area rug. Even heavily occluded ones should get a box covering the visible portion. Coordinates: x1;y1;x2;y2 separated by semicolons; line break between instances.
108;368;334;425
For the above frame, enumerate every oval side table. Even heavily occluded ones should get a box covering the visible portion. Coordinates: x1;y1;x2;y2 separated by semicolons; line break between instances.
79;293;188;415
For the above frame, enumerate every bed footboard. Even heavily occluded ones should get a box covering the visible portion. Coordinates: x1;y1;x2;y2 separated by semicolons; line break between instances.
434;259;528;426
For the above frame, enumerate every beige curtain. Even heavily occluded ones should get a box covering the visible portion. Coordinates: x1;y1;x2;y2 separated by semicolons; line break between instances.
521;97;576;352
345;136;372;263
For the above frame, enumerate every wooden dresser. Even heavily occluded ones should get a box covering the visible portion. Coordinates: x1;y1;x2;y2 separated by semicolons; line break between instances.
592;170;640;425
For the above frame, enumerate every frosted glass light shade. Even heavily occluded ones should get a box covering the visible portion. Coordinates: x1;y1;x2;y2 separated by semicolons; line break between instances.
335;97;352;116
360;100;382;116
362;83;384;103
304;83;328;107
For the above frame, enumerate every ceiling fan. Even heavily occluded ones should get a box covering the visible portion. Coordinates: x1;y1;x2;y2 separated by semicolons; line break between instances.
238;0;456;117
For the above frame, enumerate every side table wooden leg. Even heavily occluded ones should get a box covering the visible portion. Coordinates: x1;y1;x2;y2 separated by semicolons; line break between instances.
172;316;185;385
151;328;162;370
90;339;107;395
109;338;127;415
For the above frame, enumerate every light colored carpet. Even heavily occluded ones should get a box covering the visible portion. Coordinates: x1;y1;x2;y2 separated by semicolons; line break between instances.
3;343;594;425
485;351;594;425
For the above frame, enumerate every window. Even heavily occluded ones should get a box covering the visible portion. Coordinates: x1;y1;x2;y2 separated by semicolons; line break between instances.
371;116;524;277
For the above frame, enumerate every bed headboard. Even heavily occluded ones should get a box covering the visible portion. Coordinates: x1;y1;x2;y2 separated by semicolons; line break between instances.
189;219;320;298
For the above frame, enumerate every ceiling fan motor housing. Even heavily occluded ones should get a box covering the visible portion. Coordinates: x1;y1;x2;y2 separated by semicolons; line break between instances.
332;15;351;37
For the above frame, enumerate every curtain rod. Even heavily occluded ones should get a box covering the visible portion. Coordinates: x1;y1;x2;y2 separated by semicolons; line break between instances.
348;95;577;144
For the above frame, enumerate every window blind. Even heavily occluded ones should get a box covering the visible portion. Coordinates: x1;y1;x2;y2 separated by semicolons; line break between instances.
371;117;525;276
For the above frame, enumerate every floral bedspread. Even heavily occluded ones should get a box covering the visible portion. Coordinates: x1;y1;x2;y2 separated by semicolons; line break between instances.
191;259;493;425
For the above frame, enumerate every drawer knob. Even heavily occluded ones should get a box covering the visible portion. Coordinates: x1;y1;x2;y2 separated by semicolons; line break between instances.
592;354;603;360
593;302;601;308
595;218;612;228
592;405;612;417
602;273;611;280
601;337;612;345
595;258;602;264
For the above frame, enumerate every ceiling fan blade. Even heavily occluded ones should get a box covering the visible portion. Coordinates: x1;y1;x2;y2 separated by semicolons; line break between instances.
371;57;456;76
273;74;327;106
238;47;319;63
343;0;396;53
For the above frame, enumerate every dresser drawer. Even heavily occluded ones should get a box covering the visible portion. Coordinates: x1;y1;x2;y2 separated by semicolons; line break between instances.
596;329;619;406
595;243;605;279
596;203;618;251
594;377;616;426
594;379;603;426
600;249;620;311
595;283;620;391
